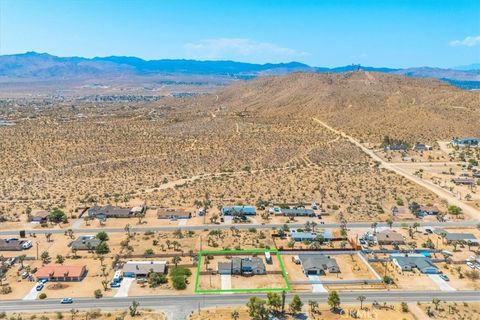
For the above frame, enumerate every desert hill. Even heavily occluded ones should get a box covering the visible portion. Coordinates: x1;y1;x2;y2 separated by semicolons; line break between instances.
209;72;480;144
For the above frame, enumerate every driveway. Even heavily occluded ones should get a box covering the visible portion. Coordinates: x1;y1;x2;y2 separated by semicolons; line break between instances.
23;284;40;300
224;216;232;225
114;277;134;297
428;274;456;292
71;217;84;229
178;219;188;226
308;275;327;293
220;274;232;292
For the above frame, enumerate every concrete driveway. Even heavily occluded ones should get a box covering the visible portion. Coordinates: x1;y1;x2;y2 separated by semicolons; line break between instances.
23;284;40;300
308;275;327;293
220;274;232;291
114;277;134;297
428;274;456;292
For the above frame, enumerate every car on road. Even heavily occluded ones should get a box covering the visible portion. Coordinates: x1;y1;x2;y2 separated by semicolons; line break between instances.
35;283;44;291
60;298;73;304
439;274;450;281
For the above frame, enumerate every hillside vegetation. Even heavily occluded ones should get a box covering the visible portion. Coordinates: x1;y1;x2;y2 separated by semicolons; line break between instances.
211;72;480;144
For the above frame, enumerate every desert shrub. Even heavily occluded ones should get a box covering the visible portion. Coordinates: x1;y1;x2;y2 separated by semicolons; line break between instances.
39;293;47;299
170;267;191;290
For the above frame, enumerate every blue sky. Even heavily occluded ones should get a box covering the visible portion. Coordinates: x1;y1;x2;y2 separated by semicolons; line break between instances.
0;0;479;68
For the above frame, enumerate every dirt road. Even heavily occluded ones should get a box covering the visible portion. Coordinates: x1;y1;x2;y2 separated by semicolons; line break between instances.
312;117;480;221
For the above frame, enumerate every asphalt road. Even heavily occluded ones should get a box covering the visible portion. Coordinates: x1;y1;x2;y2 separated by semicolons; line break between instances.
1;291;479;319
0;220;478;236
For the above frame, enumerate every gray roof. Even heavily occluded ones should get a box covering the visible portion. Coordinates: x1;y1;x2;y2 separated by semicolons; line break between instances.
89;205;134;218
242;257;266;271
299;255;339;271
393;256;437;271
445;233;478;242
0;239;24;251
281;208;315;216
69;236;101;250
226;257;265;273
123;261;166;275
434;229;479;243
218;262;231;273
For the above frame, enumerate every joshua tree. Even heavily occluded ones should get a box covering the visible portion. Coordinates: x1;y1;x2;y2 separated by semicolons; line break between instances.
231;310;240;320
129;300;140;317
124;224;131;238
308;300;319;314
172;256;181;267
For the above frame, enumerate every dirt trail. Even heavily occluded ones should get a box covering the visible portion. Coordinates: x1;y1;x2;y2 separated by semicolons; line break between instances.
408;303;427;320
312;117;480;221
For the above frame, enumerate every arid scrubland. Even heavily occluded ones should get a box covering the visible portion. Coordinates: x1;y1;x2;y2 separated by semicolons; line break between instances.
1;72;477;223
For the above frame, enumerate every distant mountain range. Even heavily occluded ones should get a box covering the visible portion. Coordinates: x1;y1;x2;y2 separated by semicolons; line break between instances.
1;52;479;86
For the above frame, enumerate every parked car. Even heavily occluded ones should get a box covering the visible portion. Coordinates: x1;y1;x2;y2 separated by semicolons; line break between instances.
38;279;48;284
467;262;475;269
359;239;366;245
21;241;32;249
60;298;73;304
439;274;450;281
21;271;29;279
110;282;121;288
35;283;44;291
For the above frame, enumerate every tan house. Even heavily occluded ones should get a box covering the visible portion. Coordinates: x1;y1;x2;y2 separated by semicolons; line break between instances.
376;230;405;245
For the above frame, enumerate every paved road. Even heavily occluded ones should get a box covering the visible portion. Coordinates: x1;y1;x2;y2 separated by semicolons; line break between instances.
0;220;478;236
312;117;480;221
1;291;479;319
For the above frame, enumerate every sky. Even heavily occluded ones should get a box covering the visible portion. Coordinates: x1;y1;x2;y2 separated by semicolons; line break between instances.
0;0;479;68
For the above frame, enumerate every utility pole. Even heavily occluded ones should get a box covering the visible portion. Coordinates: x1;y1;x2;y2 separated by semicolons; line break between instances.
36;242;39;260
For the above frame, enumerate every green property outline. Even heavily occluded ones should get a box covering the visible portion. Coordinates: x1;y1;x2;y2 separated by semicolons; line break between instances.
194;248;291;294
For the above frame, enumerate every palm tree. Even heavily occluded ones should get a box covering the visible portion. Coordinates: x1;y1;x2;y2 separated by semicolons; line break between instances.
371;222;378;234
357;295;366;310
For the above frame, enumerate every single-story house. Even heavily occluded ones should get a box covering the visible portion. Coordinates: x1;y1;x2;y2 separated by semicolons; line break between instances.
443;232;478;245
0;239;31;251
157;209;192;219
217;257;266;275
36;264;87;281
391;255;438;274
289;229;333;242
451;138;479;148
88;205;142;220
418;206;440;216
221;206;256;216
452;178;476;186
281;208;315;217
69;235;101;251
412;143;432;151
123;261;167;278
299;255;340;275
30;210;49;223
384;144;407;152
376;230;405;245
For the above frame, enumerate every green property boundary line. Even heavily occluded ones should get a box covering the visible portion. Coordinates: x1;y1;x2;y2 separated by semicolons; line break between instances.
194;249;291;294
